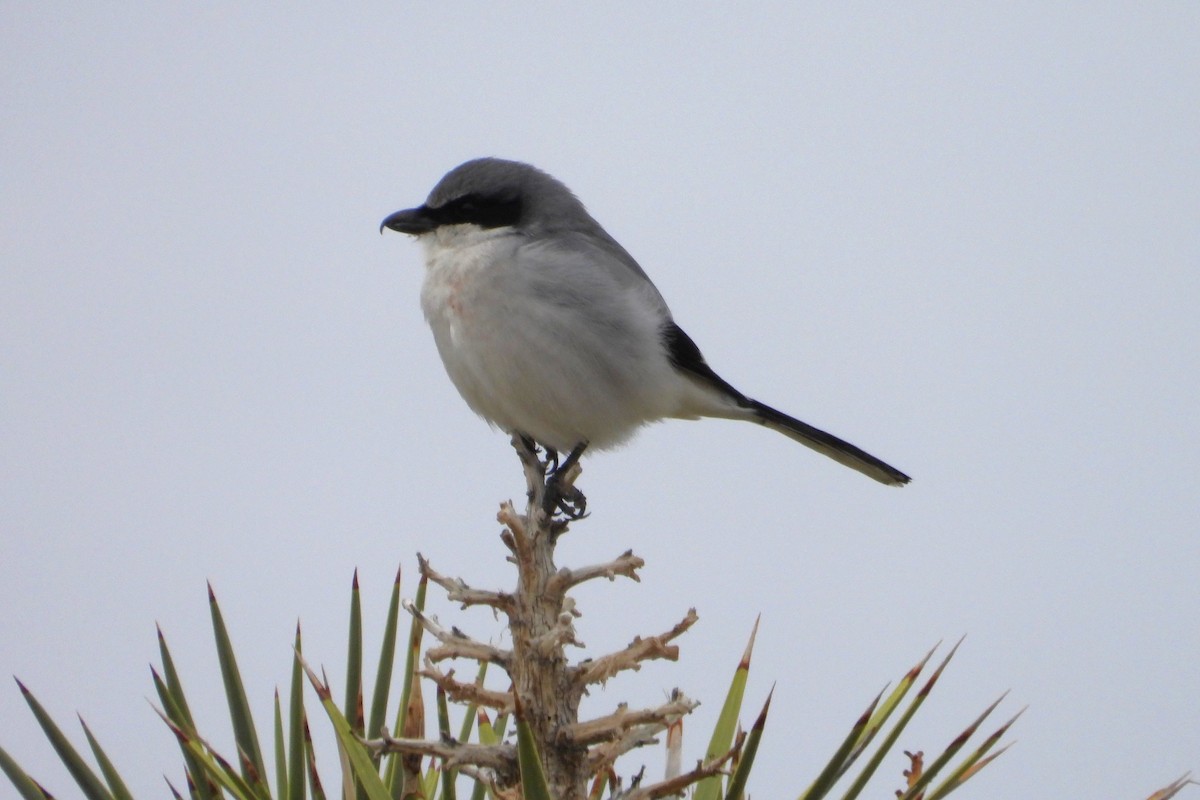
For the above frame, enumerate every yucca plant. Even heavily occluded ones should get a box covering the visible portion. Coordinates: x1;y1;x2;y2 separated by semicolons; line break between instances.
3;437;1194;799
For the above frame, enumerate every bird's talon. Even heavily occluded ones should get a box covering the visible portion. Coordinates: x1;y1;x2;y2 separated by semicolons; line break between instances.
542;447;560;476
542;479;588;522
558;487;587;519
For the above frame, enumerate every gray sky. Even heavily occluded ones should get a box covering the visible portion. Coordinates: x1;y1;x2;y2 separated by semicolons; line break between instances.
2;4;1197;798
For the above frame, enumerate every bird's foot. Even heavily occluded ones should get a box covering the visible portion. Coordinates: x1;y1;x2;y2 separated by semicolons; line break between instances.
540;441;589;527
542;478;588;522
515;436;590;527
518;435;562;476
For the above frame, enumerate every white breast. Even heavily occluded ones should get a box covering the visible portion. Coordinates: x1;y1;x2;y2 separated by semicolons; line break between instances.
417;225;687;451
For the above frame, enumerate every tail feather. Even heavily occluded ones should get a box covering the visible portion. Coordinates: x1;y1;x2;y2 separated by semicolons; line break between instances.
748;399;911;486
661;322;910;485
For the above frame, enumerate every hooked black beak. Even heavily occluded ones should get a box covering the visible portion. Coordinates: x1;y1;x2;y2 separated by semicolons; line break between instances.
380;206;437;235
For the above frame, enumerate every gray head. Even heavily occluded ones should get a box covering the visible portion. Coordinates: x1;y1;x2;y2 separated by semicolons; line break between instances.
380;158;593;236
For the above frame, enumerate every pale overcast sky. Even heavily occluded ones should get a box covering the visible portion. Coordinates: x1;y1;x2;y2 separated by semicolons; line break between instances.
2;4;1197;799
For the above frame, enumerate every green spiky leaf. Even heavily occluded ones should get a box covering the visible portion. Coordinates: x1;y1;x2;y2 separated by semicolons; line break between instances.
436;686;457;800
724;686;772;800
153;705;260;800
367;565;404;744
208;583;268;784
273;690;288;800
299;654;392;800
514;696;552;800
695;616;758;800
15;679;114;800
0;742;49;800
288;623;307;800
345;570;365;736
896;692;1009;800
385;572;427;799
79;718;135;800
797;689;883;800
838;641;958;800
151;665;218;800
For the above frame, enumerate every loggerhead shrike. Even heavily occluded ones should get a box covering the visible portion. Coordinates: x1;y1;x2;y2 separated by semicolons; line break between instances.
382;158;909;510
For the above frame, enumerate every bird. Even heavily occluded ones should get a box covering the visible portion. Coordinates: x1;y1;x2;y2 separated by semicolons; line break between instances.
381;158;909;513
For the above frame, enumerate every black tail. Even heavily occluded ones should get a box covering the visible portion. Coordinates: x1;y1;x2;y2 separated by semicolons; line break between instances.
662;321;910;486
750;400;911;486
